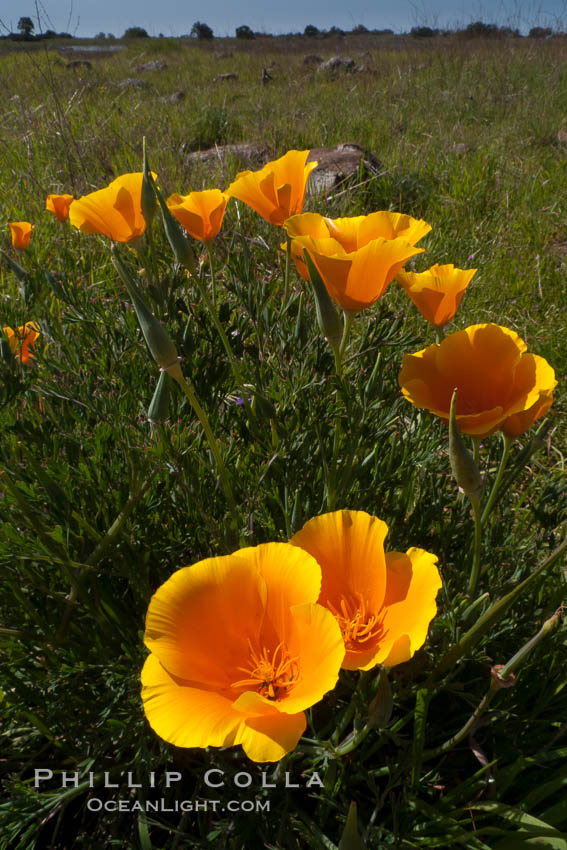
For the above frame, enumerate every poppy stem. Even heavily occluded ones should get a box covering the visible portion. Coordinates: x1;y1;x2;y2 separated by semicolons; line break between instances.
334;723;372;756
283;235;292;304
207;243;217;308
426;533;567;684
467;492;483;597
338;310;355;362
193;272;251;414
481;433;513;526
167;364;239;523
425;607;562;759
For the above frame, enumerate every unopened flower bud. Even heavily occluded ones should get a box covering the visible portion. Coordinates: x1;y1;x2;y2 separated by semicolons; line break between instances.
303;249;343;351
147;370;171;424
112;248;179;371
367;667;393;729
449;388;483;497
154;183;196;274
338;802;366;850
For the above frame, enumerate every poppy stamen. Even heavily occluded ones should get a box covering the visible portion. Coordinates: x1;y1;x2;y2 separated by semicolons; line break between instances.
328;596;387;651
232;640;301;700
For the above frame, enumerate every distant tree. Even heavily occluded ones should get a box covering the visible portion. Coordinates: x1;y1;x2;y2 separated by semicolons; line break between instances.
463;21;499;38
410;26;438;38
236;25;255;39
529;26;552;38
351;24;369;35
304;24;319;37
191;21;214;40
17;16;34;37
95;31;107;40
122;26;149;38
327;25;345;37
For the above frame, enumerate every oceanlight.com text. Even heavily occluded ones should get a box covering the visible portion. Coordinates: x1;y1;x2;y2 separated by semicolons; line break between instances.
86;798;270;813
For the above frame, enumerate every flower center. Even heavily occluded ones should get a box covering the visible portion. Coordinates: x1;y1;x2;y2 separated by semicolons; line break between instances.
232;640;300;700
328;596;387;651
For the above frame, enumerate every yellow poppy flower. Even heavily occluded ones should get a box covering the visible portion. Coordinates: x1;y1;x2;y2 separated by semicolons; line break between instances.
225;150;317;226
397;263;477;327
166;189;228;242
141;543;344;762
69;172;154;242
290;510;441;671
399;324;557;437
284;211;431;283
8;222;34;250
45;194;74;223
3;321;40;364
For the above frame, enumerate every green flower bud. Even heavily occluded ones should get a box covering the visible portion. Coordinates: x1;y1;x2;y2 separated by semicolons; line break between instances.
147;370;171;424
367;667;393;729
112;248;179;372
154;183;196;274
303;249;343;351
0;248;28;281
338;802;366;850
449;388;483;496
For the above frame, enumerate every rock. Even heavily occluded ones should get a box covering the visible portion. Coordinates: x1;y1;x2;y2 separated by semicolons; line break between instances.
213;72;238;82
306;143;382;194
303;54;323;65
159;90;186;104
183;142;270;170
66;60;92;70
558;125;567;144
116;78;151;90
136;59;167;72
316;56;356;74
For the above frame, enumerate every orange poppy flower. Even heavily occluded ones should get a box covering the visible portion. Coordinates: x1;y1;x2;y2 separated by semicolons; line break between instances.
166;189;228;242
141;543;344;762
3;321;40;363
397;263;477;327
8;222;34;250
225;150;317;226
45;193;74;222
287;232;424;313
399;324;557;438
284;211;431;283
291;510;441;671
69;172;154;242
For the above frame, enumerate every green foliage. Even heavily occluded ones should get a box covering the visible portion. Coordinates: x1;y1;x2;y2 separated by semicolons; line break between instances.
236;25;255;40
0;33;566;850
17;16;34;37
191;21;214;40
122;26;150;39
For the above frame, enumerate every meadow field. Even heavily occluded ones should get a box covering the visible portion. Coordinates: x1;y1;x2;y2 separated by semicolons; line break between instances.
1;32;566;849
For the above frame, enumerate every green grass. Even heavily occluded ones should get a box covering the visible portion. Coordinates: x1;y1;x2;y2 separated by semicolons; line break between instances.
1;34;566;849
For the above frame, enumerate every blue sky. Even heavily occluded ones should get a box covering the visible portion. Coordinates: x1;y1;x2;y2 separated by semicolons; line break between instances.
1;0;566;38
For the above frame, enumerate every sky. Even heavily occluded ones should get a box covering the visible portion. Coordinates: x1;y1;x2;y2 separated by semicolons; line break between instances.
1;0;567;38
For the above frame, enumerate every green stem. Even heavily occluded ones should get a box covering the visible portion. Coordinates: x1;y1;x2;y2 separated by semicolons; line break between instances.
467;492;483;597
207;242;217;308
338;310;355;362
424;686;497;760
334;724;372;756
194;272;248;399
56;466;159;639
327;312;355;508
434;325;445;344
168;363;238;520
426;533;567;684
283;235;291;304
481;433;513;526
